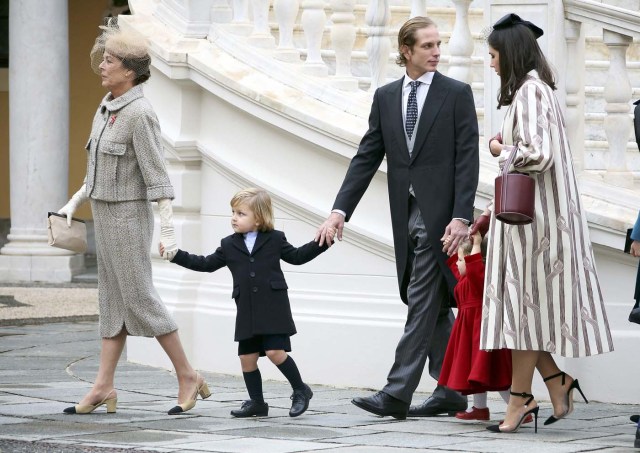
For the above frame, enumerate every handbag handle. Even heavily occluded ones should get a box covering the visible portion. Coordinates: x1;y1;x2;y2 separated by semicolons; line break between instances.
498;147;521;214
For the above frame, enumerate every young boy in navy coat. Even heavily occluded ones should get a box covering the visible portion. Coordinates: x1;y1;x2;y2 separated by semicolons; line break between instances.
160;188;331;417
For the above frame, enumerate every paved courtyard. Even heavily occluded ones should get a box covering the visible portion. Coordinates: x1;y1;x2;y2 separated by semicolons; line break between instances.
0;285;638;452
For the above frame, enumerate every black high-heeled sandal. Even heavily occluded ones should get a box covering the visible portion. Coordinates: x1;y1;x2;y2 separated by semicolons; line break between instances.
486;391;539;434
542;371;588;426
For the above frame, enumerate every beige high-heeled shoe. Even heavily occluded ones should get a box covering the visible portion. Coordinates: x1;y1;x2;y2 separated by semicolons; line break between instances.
168;374;211;415
63;390;117;414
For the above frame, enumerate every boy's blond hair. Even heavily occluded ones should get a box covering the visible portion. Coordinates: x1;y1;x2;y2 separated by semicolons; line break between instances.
230;188;274;232
458;236;488;261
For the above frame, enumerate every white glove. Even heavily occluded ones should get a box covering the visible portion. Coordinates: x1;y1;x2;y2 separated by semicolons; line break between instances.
158;198;178;261
58;184;88;227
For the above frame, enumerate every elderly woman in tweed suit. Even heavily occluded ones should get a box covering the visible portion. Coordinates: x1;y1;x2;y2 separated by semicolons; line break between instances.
470;14;613;434
58;22;209;416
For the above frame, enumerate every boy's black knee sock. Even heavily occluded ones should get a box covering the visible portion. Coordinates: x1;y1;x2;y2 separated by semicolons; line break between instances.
276;355;305;391
243;369;264;403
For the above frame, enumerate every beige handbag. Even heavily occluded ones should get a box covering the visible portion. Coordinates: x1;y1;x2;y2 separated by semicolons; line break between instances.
47;212;87;254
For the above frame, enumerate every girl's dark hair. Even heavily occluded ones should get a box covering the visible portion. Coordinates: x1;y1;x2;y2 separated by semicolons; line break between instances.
488;24;556;108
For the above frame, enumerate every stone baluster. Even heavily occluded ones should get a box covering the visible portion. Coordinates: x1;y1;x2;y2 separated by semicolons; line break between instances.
211;0;232;23
602;29;633;188
248;0;276;48
447;0;473;85
230;0;252;35
365;0;390;91
330;0;358;91
301;0;329;77
564;19;584;173
410;0;426;18
274;0;300;62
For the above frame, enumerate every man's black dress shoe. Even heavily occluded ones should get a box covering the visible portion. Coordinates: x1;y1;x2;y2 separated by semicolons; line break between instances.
631;414;639;424
289;384;313;417
351;391;409;420
408;395;467;417
230;400;269;418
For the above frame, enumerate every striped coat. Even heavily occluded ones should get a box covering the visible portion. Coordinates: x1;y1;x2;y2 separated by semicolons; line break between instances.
480;71;614;358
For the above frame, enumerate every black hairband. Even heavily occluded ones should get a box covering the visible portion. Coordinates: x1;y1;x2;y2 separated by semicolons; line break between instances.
493;13;544;39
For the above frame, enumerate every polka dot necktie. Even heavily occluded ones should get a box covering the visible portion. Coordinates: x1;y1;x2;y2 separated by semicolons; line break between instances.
405;80;421;140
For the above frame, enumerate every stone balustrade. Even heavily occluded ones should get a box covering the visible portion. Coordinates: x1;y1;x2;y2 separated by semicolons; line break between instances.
151;0;640;184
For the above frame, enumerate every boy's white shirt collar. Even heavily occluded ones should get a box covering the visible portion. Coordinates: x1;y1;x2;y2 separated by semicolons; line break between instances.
243;230;258;253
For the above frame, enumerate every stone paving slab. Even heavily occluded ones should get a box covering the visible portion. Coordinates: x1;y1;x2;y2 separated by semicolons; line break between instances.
0;290;639;452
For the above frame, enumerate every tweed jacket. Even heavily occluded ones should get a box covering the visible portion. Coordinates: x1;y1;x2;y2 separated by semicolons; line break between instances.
171;230;328;341
84;85;174;202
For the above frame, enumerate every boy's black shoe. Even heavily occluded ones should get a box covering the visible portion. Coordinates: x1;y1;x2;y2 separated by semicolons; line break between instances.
289;384;313;417
230;400;268;418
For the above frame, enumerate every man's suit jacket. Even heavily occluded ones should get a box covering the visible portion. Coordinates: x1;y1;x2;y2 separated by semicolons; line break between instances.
333;71;479;302
634;99;640;152
171;230;327;341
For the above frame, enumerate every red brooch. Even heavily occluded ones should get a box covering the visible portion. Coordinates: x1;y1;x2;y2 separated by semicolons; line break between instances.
108;115;117;127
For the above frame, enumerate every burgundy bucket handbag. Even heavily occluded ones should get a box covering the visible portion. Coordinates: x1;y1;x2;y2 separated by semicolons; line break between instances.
494;149;535;225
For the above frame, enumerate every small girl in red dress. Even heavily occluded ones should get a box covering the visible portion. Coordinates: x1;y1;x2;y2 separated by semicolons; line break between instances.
438;231;516;421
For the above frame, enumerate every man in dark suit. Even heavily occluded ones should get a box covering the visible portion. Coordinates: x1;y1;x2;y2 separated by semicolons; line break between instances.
316;16;478;419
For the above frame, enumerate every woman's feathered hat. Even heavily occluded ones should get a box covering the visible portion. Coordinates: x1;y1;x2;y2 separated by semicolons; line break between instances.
89;17;151;77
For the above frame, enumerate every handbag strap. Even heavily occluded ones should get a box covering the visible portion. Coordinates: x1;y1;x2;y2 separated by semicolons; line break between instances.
498;147;520;214
501;147;519;177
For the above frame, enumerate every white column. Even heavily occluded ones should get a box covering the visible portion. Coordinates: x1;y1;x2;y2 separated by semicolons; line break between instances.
447;0;474;85
230;0;252;35
301;0;328;77
247;0;276;48
274;0;300;62
154;0;215;38
365;0;390;92
211;0;233;23
564;19;585;174
330;0;358;91
0;0;83;282
410;0;426;18
602;29;633;188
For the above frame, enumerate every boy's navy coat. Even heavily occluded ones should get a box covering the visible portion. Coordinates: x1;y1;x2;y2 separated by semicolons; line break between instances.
172;230;327;341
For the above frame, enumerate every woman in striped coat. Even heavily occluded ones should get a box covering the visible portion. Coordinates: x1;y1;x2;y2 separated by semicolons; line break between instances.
471;14;614;434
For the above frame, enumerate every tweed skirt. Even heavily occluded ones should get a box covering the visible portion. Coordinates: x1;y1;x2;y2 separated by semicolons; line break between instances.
92;199;178;338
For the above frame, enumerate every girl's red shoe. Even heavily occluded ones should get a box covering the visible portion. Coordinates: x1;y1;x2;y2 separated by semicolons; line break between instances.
455;406;490;421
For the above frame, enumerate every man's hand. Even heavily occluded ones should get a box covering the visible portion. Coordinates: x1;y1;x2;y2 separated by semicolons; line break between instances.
440;219;469;256
631;240;640;257
315;212;344;247
469;214;490;237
